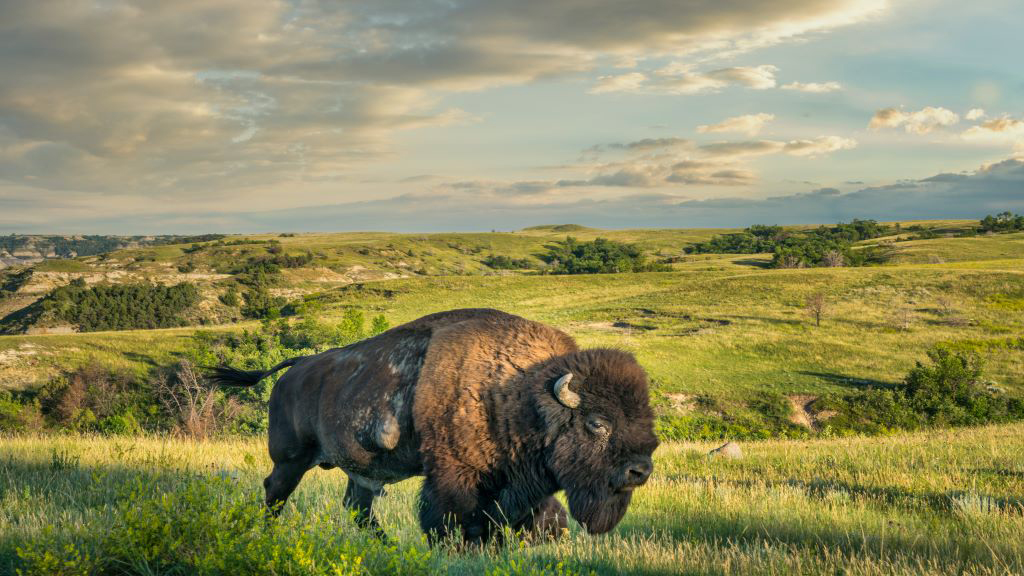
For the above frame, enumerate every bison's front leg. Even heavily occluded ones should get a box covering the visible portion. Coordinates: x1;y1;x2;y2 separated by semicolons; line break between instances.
419;474;564;546
510;496;568;542
418;475;494;546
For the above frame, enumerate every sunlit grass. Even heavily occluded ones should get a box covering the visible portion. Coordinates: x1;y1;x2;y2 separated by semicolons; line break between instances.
4;254;1024;397
2;424;1022;574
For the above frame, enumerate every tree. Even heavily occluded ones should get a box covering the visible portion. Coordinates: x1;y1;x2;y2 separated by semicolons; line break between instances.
805;292;827;326
154;360;219;439
822;250;845;267
370;314;390;335
540;237;668;274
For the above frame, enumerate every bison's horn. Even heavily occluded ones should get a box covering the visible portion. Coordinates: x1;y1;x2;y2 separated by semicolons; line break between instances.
553;373;580;409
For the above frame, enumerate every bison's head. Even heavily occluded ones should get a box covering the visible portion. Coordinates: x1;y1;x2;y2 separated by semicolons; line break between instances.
539;349;659;534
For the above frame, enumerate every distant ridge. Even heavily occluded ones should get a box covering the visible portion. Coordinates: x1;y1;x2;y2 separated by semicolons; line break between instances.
521;224;592;232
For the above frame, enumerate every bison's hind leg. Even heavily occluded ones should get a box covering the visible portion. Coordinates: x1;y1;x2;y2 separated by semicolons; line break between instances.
343;475;386;537
263;452;316;516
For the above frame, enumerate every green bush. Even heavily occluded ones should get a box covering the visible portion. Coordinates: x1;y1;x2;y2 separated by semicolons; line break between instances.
540;237;668;274
817;346;1024;435
96;410;143;436
39;280;200;331
979;211;1024;233
686;220;891;268
482;254;534;270
0;392;43;433
657;346;1024;441
16;474;434;576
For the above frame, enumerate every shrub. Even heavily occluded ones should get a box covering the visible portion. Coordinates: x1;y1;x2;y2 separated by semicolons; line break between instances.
979;211;1024;233
218;285;241;307
540;237;668;274
39;280;200;331
16;474;435;576
0;392;43;433
816;346;1024;435
482;254;534;270
370;314;391;335
37;363;157;432
686;220;891;268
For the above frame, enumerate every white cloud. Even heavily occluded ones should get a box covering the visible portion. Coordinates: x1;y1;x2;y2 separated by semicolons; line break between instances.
965;108;987;121
591;73;648;94
869;106;960;134
699;136;856;158
698;113;775;137
782;136;858;156
31;157;1018;235
464;131;857;194
593;65;779;95
780;81;842;93
962;116;1024;156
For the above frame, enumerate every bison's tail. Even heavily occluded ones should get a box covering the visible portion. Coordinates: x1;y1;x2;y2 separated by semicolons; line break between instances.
207;357;303;387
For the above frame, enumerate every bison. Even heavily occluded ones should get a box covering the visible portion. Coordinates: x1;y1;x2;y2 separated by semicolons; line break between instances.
210;308;658;544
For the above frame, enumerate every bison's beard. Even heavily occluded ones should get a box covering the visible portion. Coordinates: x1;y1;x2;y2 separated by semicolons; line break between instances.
565;487;633;534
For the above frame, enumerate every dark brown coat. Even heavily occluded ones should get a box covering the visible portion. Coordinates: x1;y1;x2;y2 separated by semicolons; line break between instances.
210;308;658;543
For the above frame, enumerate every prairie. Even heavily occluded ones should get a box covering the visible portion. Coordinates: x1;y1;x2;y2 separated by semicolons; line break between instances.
1;222;1022;574
2;425;1023;575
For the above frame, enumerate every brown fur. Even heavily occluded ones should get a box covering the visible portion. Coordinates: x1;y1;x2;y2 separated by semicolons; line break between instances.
210;308;658;544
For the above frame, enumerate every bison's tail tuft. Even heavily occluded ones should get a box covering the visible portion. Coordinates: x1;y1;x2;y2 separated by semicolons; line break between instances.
207;366;268;387
206;356;304;387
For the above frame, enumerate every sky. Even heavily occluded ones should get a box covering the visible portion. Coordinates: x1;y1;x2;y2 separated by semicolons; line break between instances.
0;0;1022;234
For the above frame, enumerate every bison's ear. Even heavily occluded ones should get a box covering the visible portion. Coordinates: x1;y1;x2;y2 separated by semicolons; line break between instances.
553;373;580;409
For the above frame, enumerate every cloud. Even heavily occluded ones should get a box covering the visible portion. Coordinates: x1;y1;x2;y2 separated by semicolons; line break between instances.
965;108;987;121
0;0;887;201
606;138;692;152
20;157;1017;235
698;113;775;136
591;72;648;94
961;116;1024;155
782;136;858;156
780;81;842;93
869;106;960;134
595;65;780;95
699;136;856;158
452;131;855;194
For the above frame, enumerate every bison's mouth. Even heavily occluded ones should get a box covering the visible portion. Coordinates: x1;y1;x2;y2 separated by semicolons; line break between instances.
566;487;633;535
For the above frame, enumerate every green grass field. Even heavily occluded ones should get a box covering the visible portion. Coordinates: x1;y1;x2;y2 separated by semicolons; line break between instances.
2;425;1022;575
1;222;1023;574
5;250;1023;400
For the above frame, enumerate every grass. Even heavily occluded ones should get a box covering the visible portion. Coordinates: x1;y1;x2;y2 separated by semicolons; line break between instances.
2;424;1022;575
2;221;1023;573
4;253;1024;400
887;232;1024;264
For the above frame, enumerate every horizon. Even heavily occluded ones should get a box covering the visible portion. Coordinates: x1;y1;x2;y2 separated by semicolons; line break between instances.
0;215;991;238
1;1;1023;234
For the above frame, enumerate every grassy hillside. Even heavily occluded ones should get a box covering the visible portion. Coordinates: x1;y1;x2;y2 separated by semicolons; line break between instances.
1;220;1022;574
1;220;1022;436
3;252;1022;397
3;424;1022;575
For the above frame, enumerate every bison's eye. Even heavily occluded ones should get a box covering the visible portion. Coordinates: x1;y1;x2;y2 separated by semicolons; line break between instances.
585;415;611;436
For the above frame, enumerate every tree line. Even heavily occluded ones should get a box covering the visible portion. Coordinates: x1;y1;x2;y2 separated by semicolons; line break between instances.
979;211;1024;233
686;219;891;268
40;279;200;332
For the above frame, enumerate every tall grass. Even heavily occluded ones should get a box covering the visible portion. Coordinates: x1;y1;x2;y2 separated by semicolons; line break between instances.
2;424;1022;575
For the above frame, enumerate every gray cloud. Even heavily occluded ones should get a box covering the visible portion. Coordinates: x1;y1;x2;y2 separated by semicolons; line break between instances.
0;0;886;201
15;158;1015;234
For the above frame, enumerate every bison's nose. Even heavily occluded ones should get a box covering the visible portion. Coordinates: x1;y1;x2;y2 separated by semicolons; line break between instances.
624;457;653;486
